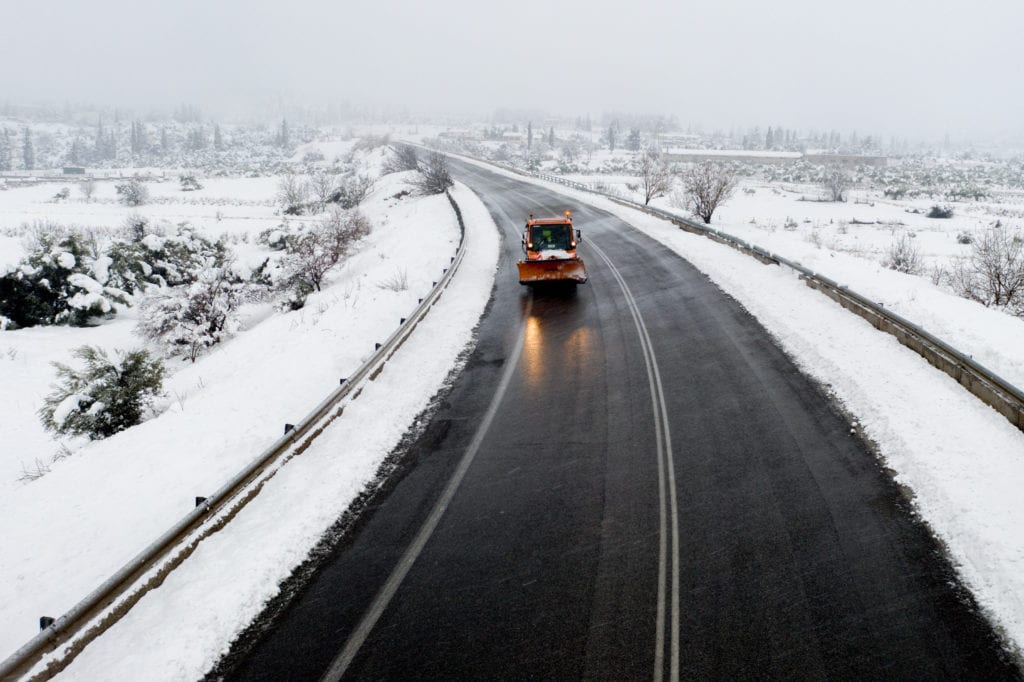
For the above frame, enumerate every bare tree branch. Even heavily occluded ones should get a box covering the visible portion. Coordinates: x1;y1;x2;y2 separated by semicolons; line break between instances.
822;165;850;202
639;148;675;205
411;151;454;195
674;161;737;224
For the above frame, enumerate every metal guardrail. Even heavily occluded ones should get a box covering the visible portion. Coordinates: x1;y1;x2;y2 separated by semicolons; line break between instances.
466;154;1024;435
0;191;470;681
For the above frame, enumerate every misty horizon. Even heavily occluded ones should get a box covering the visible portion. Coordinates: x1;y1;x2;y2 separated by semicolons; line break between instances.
2;0;1023;142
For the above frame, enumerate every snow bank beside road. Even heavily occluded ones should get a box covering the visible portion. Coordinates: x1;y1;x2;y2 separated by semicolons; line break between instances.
457;158;1024;654
50;183;498;680
0;175;485;663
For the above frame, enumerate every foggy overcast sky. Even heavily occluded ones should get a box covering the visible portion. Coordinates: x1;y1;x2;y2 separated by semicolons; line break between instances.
1;0;1022;137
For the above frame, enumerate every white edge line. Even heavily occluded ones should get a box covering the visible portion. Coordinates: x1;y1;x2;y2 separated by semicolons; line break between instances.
321;299;533;682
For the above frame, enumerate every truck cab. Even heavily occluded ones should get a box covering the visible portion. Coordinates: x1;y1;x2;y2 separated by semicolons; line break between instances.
517;211;588;285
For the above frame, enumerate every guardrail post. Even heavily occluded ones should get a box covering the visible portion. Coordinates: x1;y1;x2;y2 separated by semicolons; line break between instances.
284;423;295;434
39;617;54;631
195;497;207;507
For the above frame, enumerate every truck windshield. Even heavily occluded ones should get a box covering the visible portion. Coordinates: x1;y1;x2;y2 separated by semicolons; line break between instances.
530;224;573;251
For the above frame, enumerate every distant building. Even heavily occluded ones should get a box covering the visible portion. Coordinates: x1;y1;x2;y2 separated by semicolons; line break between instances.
437;130;482;142
658;134;702;147
62;167;86;175
803;153;887;168
662;149;886;167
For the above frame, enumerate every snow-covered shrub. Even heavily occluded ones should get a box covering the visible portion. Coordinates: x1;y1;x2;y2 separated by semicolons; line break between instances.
331;174;375;209
149;226;229;286
382;145;419;174
79;179;96;202
179;173;203;191
352;134;390;152
115;179;149;206
301;149;326;164
119;214;149;242
105;240;158;295
951;227;1024;313
308;171;338;213
278;174;310;215
927;205;954;219
245;258;274;297
277;209;371;306
821;166;850;202
257;224;291;251
0;227;126;327
105;221;226;294
53;187;71;202
137;266;243;362
411;152;453;195
281;279;314;311
39;346;165;439
884;233;924;275
956;231;973;245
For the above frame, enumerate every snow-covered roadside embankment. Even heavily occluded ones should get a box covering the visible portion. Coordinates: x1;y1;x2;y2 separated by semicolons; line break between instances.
457;157;1024;655
41;182;498;679
0;177;496;667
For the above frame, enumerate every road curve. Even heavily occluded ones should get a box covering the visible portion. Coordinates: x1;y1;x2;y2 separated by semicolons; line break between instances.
210;160;1018;681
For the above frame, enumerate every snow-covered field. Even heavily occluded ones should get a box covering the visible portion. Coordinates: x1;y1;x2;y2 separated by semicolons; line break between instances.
0;146;501;673
553;175;1024;393
453;155;1024;656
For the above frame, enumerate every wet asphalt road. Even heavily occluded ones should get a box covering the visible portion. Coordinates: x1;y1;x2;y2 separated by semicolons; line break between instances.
213;160;1019;681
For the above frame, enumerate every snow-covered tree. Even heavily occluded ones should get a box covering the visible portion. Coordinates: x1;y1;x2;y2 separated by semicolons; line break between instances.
69;138;84;166
604;121;619;152
822;166;849;202
411;152;453;195
638;148;675;205
308;171;338;213
22;127;35;170
333;174;375;209
278;208;371;304
39;346;165;439
138;266;243;362
277;118;290;148
626;128;642;152
278;173;310;214
951;226;1024;312
382;145;419;174
0;129;12;171
78;178;95;202
129;121;147;155
116;178;149;206
675;160;737;224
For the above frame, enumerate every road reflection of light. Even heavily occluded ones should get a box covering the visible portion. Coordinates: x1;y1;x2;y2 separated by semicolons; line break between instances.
566;326;594;375
523;315;544;391
522;314;595;392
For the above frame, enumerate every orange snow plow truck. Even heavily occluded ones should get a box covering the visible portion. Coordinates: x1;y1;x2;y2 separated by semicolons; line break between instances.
517;211;588;285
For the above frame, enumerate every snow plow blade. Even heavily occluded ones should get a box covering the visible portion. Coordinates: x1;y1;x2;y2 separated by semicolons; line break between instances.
517;258;588;284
